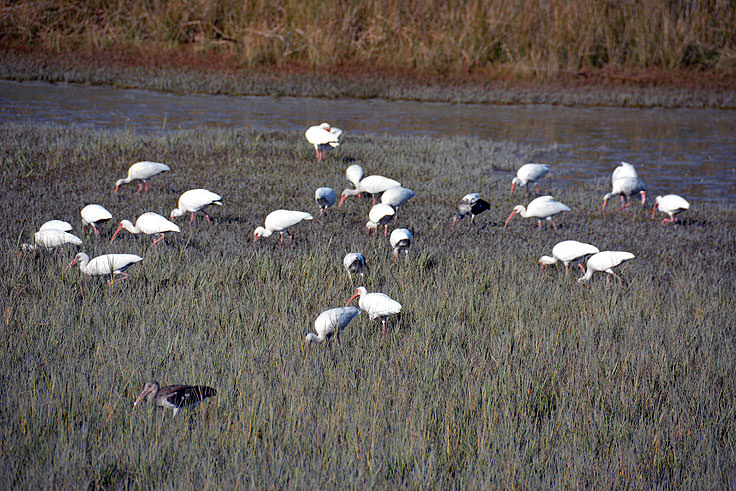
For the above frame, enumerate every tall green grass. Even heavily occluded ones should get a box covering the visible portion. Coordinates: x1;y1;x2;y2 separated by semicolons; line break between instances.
1;123;734;487
2;0;735;75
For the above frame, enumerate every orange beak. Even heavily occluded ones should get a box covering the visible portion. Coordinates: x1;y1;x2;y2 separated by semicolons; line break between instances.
602;196;609;213
651;202;658;219
64;257;79;273
338;194;347;208
504;210;517;228
640;190;647;207
345;289;360;307
114;184;120;193
110;223;124;244
133;388;153;410
510;181;517;194
451;216;459;229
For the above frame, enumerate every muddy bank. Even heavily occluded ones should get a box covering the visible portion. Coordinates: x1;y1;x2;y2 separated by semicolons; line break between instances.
2;47;735;109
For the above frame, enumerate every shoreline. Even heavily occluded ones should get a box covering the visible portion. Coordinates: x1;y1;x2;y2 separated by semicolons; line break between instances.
2;47;735;110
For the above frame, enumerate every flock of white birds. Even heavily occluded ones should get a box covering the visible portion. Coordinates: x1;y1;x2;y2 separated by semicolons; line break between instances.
20;122;693;413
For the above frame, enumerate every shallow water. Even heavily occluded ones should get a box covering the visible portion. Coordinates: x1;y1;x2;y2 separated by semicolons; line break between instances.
1;80;734;203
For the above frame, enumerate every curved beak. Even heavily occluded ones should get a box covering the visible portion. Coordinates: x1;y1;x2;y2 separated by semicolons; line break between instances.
133;388;152;410
64;257;79;273
504;210;517;228
253;235;259;243
110;223;123;244
345;291;360;307
640;190;647;207
451;216;459;229
602;196;609;212
338;194;347;208
510;181;517;194
114;184;119;193
651;202;658;219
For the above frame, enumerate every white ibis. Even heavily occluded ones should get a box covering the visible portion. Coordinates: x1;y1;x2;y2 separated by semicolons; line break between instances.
314;187;337;215
390;228;412;262
578;251;635;284
346;287;402;337
652;194;690;226
305;122;342;162
366;203;395;236
39;220;73;232
65;252;143;287
133;382;216;416
170;189;222;224
253;210;313;246
80;204;113;235
539;240;600;276
22;229;83;251
339;175;401;207
602;162;647;211
110;212;181;246
505;196;570;229
452;193;490;228
306;306;361;346
345;164;365;192
114;161;170;193
343;252;366;281
381;187;415;211
511;163;550;195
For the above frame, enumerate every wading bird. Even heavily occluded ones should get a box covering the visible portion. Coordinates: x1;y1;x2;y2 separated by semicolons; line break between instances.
652;194;690;226
381;187;415;216
452;193;490;228
170;189;222;224
339;175;401;207
38;220;73;232
110;212;180;246
80;204;113;235
22;229;83;252
253;210;313;246
314;187;337;215
343;252;366;281
505;195;570;229
114;161;170;193
306;307;361;346
578;251;635;284
65;252;143;287
345;164;365;193
511;163;550;195
133;382;216;416
346;287;402;337
305;122;342;162
539;240;600;276
390;228;412;263
602;162;647;211
365;203;395;236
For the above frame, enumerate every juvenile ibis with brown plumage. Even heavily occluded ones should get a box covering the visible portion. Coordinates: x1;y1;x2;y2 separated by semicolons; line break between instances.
133;382;216;416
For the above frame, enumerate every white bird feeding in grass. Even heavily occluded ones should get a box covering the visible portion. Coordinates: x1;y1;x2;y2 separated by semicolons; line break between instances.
602;162;647;212
80;204;113;235
339;175;401;207
366;203;395;236
306;307;362;346
652;194;690;226
452;193;491;228
314;187;337;215
253;210;313;246
390;228;412;263
22;229;83;252
343;252;366;281
133;382;216;416
505;195;570;229
511;163;550;195
65;252;143;287
39;220;73;232
110;212;181;246
114;161;170;193
539;240;600;276
170;189;222;225
346;287;402;337
578;251;635;284
345;164;365;192
305;122;342;162
381;186;415;212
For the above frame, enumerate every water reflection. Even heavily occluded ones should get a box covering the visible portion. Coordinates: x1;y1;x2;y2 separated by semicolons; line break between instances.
1;80;734;202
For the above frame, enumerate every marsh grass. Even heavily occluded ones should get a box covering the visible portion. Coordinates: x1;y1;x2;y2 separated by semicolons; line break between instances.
1;123;735;487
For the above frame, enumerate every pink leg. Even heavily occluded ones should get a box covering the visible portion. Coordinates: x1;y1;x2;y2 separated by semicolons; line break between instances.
144;181;150;192
381;319;386;338
537;220;542;228
92;224;100;236
384;225;388;237
280;233;284;244
578;263;586;274
135;182;144;194
404;251;409;263
372;195;376;205
550;218;558;229
190;212;195;223
564;264;569;277
152;234;165;246
204;212;212;226
289;234;294;248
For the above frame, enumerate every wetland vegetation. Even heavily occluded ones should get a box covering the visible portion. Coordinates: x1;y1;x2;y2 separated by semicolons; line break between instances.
1;124;734;487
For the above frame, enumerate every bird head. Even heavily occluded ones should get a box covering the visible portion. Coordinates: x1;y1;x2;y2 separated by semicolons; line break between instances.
346;287;366;307
504;206;523;228
510;177;521;194
133;381;160;410
114;179;124;192
170;209;183;221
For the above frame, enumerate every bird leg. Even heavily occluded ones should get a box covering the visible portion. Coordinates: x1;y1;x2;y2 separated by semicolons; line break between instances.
404;251;409;263
549;218;558;229
320;208;326;216
92;224;100;236
135;182;144;194
535;184;541;195
280;232;284;244
289;234;294;248
537;220;543;228
204;212;212;226
381;318;387;338
144;181;150;192
384;225;389;237
190;212;195;223
152;234;165;246
578;263;586;274
372;195;377;206
564;264;569;277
